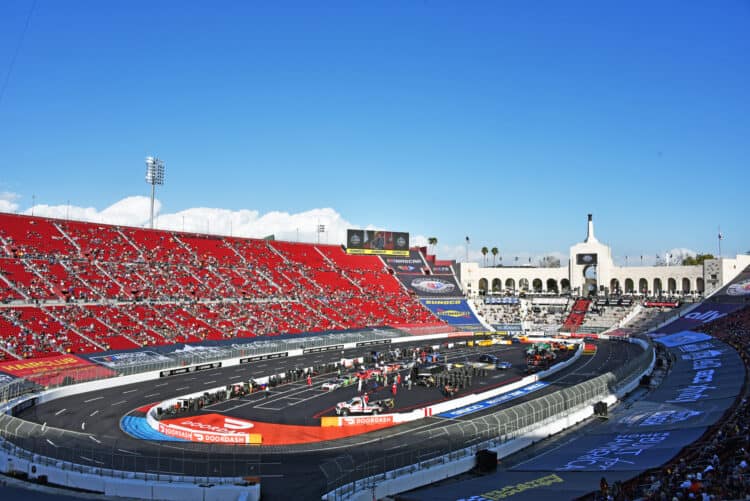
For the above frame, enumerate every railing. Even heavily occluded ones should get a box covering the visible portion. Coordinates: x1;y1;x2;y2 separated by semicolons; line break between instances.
0;328;405;403
323;336;654;499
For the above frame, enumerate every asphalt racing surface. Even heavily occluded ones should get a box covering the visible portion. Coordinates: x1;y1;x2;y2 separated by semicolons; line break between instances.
13;338;641;499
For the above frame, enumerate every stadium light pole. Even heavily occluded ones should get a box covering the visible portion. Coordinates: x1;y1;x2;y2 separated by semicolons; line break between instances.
145;156;165;229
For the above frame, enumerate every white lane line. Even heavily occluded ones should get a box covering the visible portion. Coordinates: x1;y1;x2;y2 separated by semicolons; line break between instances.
123;389;138;394
112;400;127;406
89;436;101;444
84;396;103;403
89;410;99;417
79;456;93;463
175;386;189;391
117;449;139;455
54;408;66;416
81;422;86;431
46;439;57;447
144;393;160;398
155;382;168;387
204;380;217;385
209;372;221;376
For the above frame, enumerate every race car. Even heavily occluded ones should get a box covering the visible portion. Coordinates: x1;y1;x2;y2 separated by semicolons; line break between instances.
321;378;349;391
496;360;512;370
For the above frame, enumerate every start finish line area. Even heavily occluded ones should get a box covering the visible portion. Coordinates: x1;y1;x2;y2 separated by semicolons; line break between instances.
122;343;569;446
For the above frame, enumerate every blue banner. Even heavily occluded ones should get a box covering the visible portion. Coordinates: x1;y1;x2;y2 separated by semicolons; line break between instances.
420;299;483;328
652;303;743;335
440;381;549;418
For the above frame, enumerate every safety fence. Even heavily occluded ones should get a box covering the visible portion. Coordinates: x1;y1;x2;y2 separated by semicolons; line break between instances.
0;328;403;403
322;336;654;498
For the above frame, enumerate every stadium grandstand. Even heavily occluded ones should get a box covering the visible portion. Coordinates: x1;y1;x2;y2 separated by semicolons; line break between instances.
0;212;441;361
1;210;749;501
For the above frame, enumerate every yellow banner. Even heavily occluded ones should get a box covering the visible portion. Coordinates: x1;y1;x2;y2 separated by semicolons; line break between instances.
346;248;410;256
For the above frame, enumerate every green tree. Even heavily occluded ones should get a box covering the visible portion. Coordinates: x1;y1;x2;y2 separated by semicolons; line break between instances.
491;247;499;267
681;253;715;266
428;237;438;253
481;246;489;265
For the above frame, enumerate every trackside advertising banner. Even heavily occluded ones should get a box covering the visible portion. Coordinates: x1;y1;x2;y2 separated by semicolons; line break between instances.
420;299;484;329
383;252;424;274
0;354;115;386
651;302;743;335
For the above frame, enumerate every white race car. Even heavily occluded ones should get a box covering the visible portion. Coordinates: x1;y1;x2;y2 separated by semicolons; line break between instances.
321;378;348;391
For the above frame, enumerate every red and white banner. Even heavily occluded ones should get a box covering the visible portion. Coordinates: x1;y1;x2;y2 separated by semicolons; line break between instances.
158;414;260;444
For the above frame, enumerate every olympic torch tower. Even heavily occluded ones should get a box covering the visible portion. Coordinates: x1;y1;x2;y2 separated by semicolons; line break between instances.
145;156;165;229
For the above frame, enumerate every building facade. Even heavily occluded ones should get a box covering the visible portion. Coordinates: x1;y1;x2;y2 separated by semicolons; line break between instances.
458;215;748;298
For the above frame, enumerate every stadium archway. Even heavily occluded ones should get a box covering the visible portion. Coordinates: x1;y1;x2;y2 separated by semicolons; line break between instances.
639;278;648;294
653;278;663;295
625;278;634;293
492;278;502;292
610;278;620;294
668;278;677;293
478;278;488;294
697;277;705;293
583;265;597;296
505;278;515;291
532;279;543;293
682;278;691;293
560;279;570;293
519;278;529;291
546;279;558;293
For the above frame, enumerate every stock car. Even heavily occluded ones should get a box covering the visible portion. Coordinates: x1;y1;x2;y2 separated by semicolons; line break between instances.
321;375;355;391
496;360;512;370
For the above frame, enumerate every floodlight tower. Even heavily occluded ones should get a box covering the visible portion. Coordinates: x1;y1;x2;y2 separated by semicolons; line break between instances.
145;156;165;229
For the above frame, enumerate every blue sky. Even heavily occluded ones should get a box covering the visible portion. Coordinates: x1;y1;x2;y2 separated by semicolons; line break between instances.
0;1;748;264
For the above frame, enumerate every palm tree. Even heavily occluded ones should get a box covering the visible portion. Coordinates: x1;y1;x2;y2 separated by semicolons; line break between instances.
481;246;489;266
491;247;499;266
428;237;438;254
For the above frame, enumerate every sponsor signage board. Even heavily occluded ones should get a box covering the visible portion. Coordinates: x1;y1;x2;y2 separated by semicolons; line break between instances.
653;330;712;348
355;339;392;348
340;415;394;427
406;276;462;297
158;414;261;444
431;264;453;274
420;299;484;327
652;303;743;335
485;296;520;305
159;362;222;378
713;264;750;299
346;229;409;256
491;323;523;331
88;350;172;369
440;381;549;419
239;352;289;364
384;255;423;273
576;253;598;265
0;354;115;386
303;345;344;354
644;301;680;308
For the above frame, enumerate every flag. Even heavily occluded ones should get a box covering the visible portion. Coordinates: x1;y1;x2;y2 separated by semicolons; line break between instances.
718;232;723;240
465;236;470;243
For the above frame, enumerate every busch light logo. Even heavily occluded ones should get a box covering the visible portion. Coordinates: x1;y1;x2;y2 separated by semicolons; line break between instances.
412;278;456;294
350;234;361;246
727;278;750;296
396;236;407;248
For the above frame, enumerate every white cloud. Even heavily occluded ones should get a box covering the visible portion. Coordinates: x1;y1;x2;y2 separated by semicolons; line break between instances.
0;192;20;213
18;195;574;264
23;196;357;245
